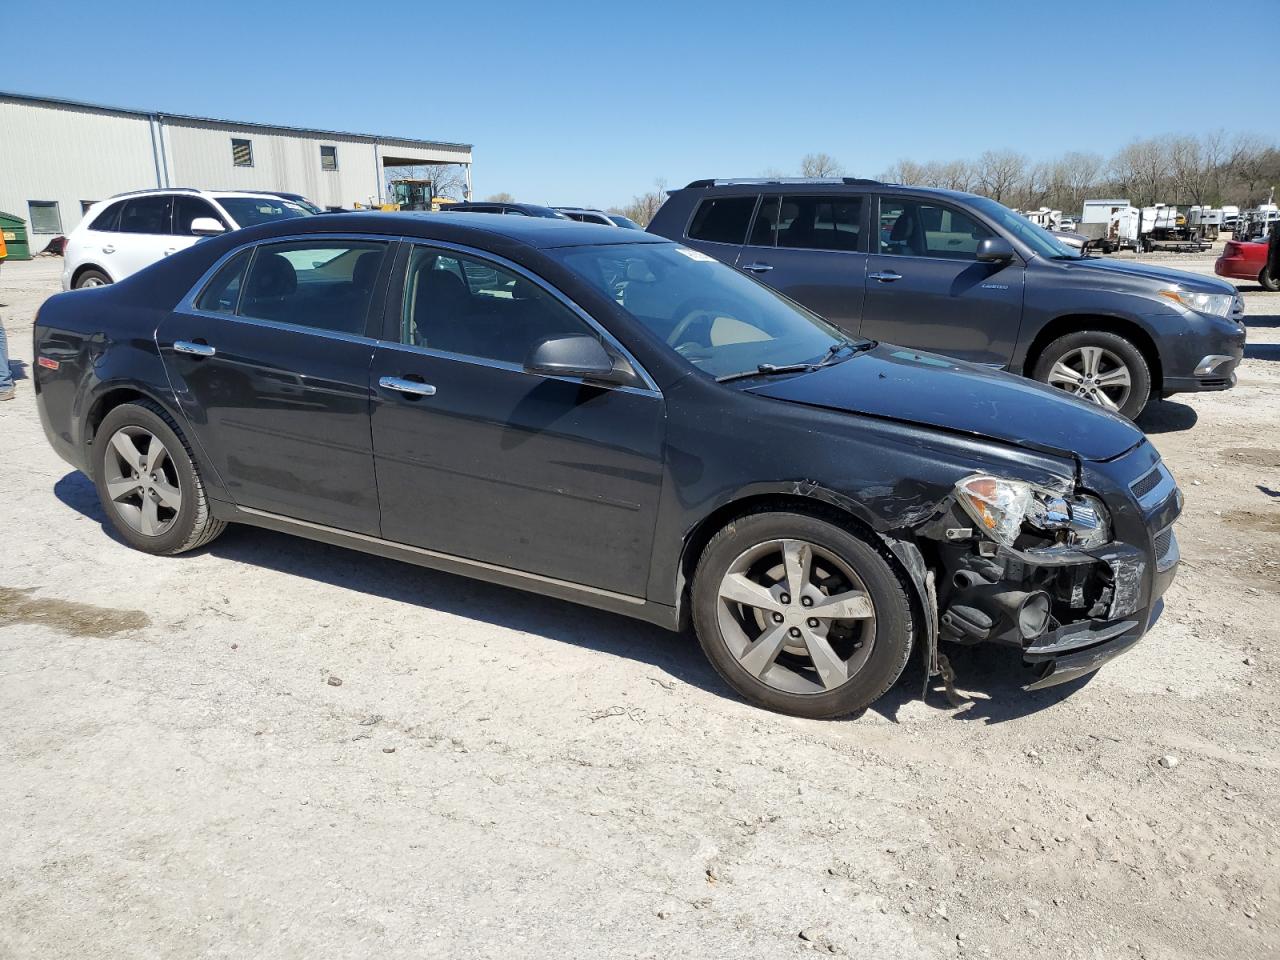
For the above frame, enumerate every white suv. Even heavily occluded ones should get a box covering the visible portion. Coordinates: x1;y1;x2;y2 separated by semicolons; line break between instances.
63;188;316;290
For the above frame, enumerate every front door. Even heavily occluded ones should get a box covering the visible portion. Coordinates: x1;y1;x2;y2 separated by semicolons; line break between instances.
734;193;869;336
158;237;394;534
369;244;666;597
860;196;1025;366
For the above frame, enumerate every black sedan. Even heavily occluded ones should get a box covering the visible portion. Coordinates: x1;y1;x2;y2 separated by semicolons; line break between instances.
33;213;1182;717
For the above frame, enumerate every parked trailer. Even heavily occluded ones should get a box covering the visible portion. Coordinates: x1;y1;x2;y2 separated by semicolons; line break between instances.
1079;200;1139;253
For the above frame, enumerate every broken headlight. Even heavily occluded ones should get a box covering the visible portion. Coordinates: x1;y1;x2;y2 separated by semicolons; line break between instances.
955;476;1112;549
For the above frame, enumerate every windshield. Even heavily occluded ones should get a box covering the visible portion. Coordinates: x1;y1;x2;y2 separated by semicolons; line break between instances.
217;197;314;228
554;242;858;379
609;215;643;230
966;196;1082;259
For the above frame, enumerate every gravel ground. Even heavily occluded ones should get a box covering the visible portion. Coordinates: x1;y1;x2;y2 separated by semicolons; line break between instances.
1;251;1277;960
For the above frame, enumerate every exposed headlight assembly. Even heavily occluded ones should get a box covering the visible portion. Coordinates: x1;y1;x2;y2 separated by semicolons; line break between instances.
1159;288;1235;319
955;476;1112;549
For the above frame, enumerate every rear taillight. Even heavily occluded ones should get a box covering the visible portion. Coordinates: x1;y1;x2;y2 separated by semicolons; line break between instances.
1223;242;1239;257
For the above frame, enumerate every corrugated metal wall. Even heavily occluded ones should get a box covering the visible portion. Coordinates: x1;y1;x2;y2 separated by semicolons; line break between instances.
0;95;472;236
0;98;160;242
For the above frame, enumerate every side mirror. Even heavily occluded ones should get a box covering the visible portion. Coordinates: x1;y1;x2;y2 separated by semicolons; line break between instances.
976;237;1015;263
190;217;226;237
525;335;625;384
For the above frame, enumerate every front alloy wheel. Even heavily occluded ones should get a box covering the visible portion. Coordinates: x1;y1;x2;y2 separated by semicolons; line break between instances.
716;539;877;695
1033;330;1152;420
692;512;914;718
1045;345;1133;411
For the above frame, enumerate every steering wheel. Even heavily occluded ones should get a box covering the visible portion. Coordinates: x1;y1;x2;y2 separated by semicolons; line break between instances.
665;300;722;349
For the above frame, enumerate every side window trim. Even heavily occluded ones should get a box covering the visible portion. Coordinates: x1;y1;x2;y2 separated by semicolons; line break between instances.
388;239;660;395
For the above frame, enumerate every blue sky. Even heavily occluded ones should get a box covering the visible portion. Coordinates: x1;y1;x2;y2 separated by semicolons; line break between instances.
3;0;1272;208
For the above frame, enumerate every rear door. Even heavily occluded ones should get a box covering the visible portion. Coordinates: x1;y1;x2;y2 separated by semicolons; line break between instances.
734;194;868;335
115;195;176;279
158;236;394;534
860;196;1025;366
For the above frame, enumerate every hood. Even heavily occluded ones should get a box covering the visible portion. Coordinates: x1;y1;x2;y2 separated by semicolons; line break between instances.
745;345;1144;462
1066;255;1237;293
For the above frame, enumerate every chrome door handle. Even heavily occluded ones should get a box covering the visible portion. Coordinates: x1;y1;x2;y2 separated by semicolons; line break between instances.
379;376;437;397
740;262;773;273
174;340;216;357
102;245;115;254
869;271;902;282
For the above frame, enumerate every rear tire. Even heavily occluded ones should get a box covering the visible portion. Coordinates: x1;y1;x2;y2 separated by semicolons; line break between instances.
1260;266;1279;292
691;510;914;719
1032;330;1151;420
74;268;112;289
91;400;226;555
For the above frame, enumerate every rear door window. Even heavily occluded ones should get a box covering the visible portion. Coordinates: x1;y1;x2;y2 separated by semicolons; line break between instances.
687;196;757;246
119;195;174;235
236;240;389;335
194;249;251;314
776;196;864;252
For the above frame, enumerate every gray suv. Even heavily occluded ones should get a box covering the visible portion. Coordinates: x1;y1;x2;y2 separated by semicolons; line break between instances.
648;179;1246;419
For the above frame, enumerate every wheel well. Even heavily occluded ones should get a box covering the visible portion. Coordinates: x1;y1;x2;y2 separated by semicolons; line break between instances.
677;493;922;625
85;388;149;445
71;263;109;287
1023;314;1162;392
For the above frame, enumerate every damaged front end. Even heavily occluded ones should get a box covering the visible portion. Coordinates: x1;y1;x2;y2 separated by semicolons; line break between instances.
894;465;1180;695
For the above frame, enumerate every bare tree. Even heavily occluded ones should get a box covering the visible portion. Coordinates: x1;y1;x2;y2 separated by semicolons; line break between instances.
1228;133;1272;205
800;153;843;178
383;163;468;201
880;158;927;185
485;191;516;203
759;167;788;179
1056;151;1104;212
616;178;669;227
936;159;975;192
974;150;1028;204
1110;139;1170;207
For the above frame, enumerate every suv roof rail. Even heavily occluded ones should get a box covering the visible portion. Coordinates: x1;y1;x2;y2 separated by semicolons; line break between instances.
683;177;883;189
109;186;204;199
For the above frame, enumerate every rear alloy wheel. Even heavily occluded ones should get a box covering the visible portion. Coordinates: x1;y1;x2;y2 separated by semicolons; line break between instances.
92;400;226;555
1033;330;1151;420
74;268;112;289
1260;266;1279;292
692;512;913;718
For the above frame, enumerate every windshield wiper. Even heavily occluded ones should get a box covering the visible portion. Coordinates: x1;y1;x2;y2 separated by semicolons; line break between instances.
716;362;815;384
715;339;876;383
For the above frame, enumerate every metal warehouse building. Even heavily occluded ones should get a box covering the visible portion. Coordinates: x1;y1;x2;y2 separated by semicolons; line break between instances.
0;91;473;248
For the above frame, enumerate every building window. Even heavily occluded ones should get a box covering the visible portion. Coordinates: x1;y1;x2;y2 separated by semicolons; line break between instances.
320;145;338;171
231;138;253;167
28;201;62;234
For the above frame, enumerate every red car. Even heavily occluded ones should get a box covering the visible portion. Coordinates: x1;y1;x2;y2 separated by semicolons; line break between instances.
1216;239;1277;291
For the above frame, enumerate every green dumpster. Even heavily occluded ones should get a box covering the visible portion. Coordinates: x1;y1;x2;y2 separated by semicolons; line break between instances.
0;211;32;261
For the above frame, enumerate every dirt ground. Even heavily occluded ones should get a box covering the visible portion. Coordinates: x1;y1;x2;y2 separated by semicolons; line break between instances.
1;249;1276;960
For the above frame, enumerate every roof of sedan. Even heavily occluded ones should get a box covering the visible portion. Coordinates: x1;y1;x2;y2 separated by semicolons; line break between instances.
298;211;670;249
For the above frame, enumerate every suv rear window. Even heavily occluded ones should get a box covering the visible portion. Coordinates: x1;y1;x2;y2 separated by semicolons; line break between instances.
89;200;126;233
687;196;756;245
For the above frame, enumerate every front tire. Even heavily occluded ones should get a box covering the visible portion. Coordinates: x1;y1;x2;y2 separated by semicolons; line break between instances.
1032;330;1151;420
1260;266;1279;292
74;268;112;289
92;400;226;555
691;511;914;719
